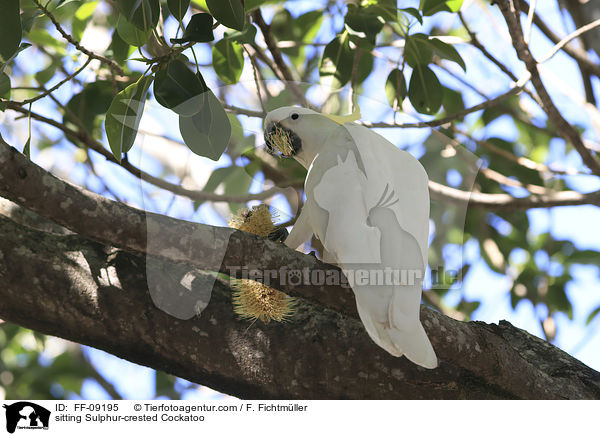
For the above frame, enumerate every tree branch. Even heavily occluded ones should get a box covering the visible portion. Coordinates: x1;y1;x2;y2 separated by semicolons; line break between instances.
14;58;92;105
517;0;600;78
5;102;279;204
457;11;541;105
1;200;599;399
14;99;594;211
538;18;600;64
364;76;529;129
496;0;600;177
33;0;125;76
251;9;310;107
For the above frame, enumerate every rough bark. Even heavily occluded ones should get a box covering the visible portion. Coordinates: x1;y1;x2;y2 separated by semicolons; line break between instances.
0;139;599;399
1;208;600;399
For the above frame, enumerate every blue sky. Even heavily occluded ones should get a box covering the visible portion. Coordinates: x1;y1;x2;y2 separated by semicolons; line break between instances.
3;0;599;399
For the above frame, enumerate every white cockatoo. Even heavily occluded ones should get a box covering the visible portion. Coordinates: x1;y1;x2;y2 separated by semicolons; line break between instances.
264;106;438;369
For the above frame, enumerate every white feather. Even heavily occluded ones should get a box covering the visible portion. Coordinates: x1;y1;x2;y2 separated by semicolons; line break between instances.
266;107;438;369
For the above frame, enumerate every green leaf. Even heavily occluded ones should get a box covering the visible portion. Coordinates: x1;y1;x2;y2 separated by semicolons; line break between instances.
484;138;545;186
105;74;153;161
355;48;373;83
268;9;322;66
64;80;115;133
72;1;98;41
23;138;31;158
167;0;190;21
547;281;572;319
179;90;231;160
212;39;244;84
224;22;257;44
0;0;22;62
345;5;384;45
227;113;254;158
385;68;407;111
442;86;465;114
400;7;423;24
206;0;245;31
224;164;256;213
270;8;297;54
194;165;252;210
0;43;30;74
363;0;397;22
107;29;131;63
429;37;466;71
408;66;443;115
265;88;295;112
566;249;600;265
404;33;434;68
155;372;177;398
243;0;280;11
0;72;11;99
319;33;354;89
201;166;237;194
297;10;323;42
420;0;463;16
154;59;208;115
115;0;160;32
117;14;150;46
405;34;466;71
586;306;600;325
26;29;67;56
445;0;463;12
170;13;214;43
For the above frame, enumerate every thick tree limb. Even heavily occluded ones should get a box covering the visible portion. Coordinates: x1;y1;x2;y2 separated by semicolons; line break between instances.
1;211;599;399
1;139;600;398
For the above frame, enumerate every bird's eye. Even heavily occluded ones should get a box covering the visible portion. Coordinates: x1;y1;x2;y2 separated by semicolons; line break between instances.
291;113;299;120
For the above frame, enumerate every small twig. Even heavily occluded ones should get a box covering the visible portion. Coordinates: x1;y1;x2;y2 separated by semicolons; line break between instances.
517;0;600;78
249;42;283;78
364;74;529;129
453;126;584;176
84;152;124;203
15;57;92;105
539;18;600;64
480;165;551;195
32;0;125;76
10;101;596;210
222;102;265;118
349;40;361;113
457;12;542;107
524;0;536;44
459;11;518;82
242;45;266;113
433;130;555;195
79;349;124;400
251;9;310;107
497;0;600;177
5;102;280;204
428;179;600;210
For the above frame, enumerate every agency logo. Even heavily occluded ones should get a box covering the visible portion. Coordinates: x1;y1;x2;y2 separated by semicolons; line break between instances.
2;402;50;433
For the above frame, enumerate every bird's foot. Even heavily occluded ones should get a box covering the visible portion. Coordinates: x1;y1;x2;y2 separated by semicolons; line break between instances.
268;227;288;242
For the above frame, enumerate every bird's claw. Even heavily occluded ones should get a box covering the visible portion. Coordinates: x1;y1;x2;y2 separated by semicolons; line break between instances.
268;227;289;242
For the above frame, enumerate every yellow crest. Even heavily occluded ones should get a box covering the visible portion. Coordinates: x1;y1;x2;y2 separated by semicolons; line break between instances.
322;105;361;125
